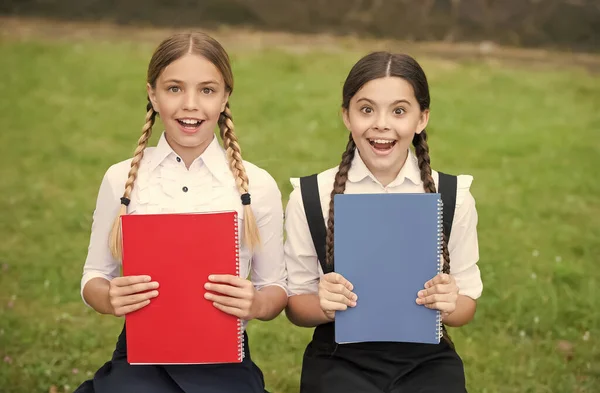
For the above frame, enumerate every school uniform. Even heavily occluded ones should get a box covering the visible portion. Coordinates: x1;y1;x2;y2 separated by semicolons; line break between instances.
75;132;287;393
284;149;483;393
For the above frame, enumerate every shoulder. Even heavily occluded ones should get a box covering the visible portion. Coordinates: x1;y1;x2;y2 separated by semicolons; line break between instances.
432;170;475;209
243;160;282;200
287;165;338;216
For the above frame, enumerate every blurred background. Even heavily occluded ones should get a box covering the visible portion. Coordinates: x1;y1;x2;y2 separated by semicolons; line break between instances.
1;1;599;392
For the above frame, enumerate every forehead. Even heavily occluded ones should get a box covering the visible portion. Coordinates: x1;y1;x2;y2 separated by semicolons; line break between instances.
159;54;223;82
354;76;415;103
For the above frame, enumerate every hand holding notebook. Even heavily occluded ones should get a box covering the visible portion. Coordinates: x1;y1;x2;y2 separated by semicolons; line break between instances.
204;273;261;320
318;272;358;321
416;272;459;318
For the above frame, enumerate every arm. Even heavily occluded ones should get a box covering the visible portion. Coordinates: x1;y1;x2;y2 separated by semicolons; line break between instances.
205;173;287;321
286;293;331;327
417;183;482;326
82;168;158;316
283;186;356;327
283;186;325;326
443;295;476;327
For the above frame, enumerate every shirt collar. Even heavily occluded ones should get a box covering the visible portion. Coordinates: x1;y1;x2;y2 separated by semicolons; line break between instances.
148;132;230;182
347;148;422;187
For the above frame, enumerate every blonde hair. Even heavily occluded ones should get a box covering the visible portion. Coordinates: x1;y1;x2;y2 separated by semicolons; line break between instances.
109;32;261;260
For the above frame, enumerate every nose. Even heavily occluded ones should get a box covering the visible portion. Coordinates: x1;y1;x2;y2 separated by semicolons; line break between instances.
373;113;390;131
183;91;199;111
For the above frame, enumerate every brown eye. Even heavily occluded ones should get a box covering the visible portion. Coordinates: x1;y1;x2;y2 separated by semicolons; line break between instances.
202;87;214;95
394;108;405;115
168;86;181;93
360;106;373;114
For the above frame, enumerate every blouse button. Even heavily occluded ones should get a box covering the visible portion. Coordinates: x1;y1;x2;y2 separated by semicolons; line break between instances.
176;157;182;163
182;186;188;192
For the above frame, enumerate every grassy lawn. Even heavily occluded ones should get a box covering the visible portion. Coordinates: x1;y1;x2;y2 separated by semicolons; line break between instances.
0;32;599;393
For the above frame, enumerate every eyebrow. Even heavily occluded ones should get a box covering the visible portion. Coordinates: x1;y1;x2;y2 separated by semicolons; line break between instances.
162;79;221;86
356;97;412;106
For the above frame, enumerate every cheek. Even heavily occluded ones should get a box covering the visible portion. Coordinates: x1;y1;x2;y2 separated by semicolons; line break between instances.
347;113;371;135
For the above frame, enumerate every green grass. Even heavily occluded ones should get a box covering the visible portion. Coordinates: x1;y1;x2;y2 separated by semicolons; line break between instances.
1;35;599;393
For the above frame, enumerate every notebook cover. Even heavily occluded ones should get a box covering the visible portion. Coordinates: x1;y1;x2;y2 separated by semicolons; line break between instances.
333;193;443;345
121;211;243;364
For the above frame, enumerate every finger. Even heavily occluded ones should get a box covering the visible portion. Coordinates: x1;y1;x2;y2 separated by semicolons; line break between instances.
205;293;249;308
416;293;455;305
114;299;151;317
113;275;152;287
422;302;455;313
111;281;160;297
204;283;249;299
208;274;247;287
429;273;451;287
323;281;357;299
324;273;354;291
320;299;348;312
418;284;455;298
212;302;246;319
113;291;159;307
323;291;356;307
322;280;356;298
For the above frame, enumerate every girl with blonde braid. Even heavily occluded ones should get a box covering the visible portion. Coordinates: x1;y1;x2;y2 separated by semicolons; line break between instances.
284;52;482;392
75;32;287;393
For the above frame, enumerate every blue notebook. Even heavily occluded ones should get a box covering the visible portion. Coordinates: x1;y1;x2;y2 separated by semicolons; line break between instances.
334;193;443;345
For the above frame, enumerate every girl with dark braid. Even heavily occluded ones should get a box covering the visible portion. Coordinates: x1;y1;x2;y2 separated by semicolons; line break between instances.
284;52;482;393
75;32;287;393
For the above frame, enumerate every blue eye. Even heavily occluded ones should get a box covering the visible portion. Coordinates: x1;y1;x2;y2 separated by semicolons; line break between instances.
168;86;181;93
202;87;214;95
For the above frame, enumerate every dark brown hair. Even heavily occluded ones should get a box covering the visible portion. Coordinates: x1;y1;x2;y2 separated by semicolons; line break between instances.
327;51;450;277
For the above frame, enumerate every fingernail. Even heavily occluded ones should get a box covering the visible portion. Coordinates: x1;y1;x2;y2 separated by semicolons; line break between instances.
416;298;422;304
152;290;159;296
352;294;358;301
145;276;151;282
418;291;424;297
350;301;357;307
204;283;210;289
208;275;214;280
204;293;211;299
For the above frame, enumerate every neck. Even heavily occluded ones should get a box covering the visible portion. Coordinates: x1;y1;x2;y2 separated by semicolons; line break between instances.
369;149;409;187
165;133;214;169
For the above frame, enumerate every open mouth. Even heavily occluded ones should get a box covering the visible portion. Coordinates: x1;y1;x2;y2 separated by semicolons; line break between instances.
177;118;204;132
368;138;397;152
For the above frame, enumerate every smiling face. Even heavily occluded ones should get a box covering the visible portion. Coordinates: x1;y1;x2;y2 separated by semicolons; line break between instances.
343;76;429;186
147;53;229;160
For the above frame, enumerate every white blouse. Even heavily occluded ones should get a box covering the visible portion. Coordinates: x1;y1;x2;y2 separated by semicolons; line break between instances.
81;133;287;305
284;148;483;300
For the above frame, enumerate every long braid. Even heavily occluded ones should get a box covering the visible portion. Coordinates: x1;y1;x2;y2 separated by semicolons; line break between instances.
109;102;156;259
218;103;261;250
413;129;454;346
325;134;357;268
412;130;450;275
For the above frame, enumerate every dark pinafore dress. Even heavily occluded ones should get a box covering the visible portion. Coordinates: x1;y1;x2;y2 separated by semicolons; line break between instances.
297;173;468;393
73;326;266;393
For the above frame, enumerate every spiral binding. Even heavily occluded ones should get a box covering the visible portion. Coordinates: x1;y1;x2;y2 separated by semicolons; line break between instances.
436;197;444;342
231;212;245;362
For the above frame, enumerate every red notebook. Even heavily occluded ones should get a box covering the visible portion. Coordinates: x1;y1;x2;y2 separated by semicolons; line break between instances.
120;211;243;364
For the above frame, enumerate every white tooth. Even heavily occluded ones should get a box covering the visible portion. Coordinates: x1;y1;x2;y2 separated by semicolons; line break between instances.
373;139;393;144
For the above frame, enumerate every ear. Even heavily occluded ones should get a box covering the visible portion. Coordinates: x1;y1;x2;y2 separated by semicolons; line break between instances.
415;109;430;135
342;108;351;131
221;91;231;113
147;83;159;113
